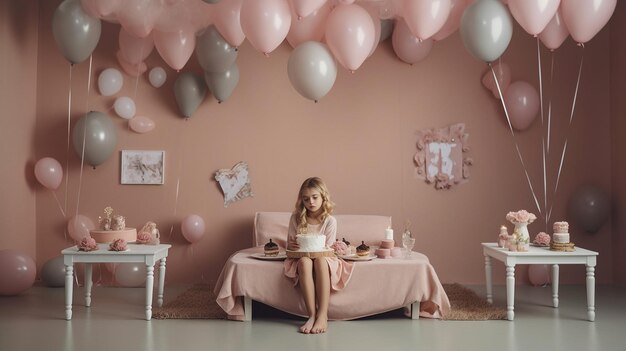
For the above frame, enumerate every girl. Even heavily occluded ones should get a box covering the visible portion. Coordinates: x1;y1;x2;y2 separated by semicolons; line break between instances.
284;177;354;334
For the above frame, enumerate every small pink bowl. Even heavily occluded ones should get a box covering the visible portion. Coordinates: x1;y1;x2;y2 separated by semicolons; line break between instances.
375;248;391;259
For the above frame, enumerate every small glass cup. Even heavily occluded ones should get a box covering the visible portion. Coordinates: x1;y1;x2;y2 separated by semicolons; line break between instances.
402;237;415;259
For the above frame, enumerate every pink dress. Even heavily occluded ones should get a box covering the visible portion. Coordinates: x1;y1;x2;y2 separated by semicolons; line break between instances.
283;214;354;291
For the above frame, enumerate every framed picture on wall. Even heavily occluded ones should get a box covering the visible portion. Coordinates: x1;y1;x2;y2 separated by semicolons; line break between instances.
120;150;165;185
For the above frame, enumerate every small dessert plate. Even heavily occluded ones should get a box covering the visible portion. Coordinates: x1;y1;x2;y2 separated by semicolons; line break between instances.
250;253;287;261
339;254;375;261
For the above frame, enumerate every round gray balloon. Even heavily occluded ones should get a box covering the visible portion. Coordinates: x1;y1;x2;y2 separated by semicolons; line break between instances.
72;111;117;168
460;0;512;63
52;0;101;64
196;25;238;73
287;41;337;102
174;72;207;118
41;256;66;287
204;63;240;103
567;184;610;233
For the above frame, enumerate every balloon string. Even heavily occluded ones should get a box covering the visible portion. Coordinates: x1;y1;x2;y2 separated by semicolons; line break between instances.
537;38;548;229
51;190;67;219
64;64;73;219
85;55;93;112
548;49;584;222
75;114;88;219
169;122;186;239
547;52;555;156
490;63;543;217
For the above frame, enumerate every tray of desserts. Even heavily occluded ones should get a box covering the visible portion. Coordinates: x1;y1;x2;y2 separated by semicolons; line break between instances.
250;253;287;261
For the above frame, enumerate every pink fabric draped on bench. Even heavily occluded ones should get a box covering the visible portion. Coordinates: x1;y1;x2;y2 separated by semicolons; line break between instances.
214;212;450;321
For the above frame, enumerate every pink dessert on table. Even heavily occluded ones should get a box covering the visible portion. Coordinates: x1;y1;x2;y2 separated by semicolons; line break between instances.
109;238;128;252
380;239;395;249
375;248;391;259
533;232;551;246
330;240;350;256
78;237;98;252
390;247;402;257
553;221;569;233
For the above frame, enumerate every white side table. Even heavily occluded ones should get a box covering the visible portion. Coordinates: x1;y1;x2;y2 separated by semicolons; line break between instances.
62;243;171;321
482;242;598;321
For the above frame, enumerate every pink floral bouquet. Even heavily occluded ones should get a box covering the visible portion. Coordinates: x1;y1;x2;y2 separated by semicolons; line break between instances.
506;210;536;225
109;238;128;252
330;240;350;256
78;237;98;252
136;231;152;245
533;232;551;246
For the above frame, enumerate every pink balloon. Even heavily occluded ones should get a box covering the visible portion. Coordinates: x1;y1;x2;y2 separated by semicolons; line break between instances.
67;214;95;242
116;51;148;77
391;18;434;65
117;0;163;38
0;250;36;296
154;28;196;71
181;214;205;244
403;0;452;40
286;1;331;48
432;0;471;41
325;4;375;72
539;9;569;50
241;0;291;55
213;0;246;47
34;157;63;190
79;0;121;18
503;81;540;131
508;0;560;36
290;0;327;19
481;62;511;99
529;264;550;286
361;2;382;57
119;28;154;65
561;0;616;44
129;116;156;133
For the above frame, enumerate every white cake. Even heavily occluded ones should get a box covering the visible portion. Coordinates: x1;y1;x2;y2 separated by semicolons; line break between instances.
552;221;570;243
552;233;570;244
296;234;326;252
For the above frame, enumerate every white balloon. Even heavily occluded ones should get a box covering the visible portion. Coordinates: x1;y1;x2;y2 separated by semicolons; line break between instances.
148;67;167;88
98;68;123;96
113;96;136;119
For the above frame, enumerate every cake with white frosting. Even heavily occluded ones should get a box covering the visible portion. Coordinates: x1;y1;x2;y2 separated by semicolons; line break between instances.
551;221;574;251
296;234;326;252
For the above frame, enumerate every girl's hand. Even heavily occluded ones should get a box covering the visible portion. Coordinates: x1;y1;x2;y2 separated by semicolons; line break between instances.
288;242;300;251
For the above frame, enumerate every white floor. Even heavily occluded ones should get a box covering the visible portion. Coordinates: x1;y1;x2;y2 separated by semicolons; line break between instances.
1;284;625;351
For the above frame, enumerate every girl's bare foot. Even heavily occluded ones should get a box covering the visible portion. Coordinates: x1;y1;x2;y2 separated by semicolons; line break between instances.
299;316;315;334
311;315;328;334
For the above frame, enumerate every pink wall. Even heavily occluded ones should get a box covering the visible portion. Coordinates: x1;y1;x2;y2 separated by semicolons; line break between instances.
0;0;39;258
610;1;626;287
23;1;616;286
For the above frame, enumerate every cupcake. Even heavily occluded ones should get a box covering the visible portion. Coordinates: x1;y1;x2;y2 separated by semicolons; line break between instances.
264;239;279;257
356;241;370;257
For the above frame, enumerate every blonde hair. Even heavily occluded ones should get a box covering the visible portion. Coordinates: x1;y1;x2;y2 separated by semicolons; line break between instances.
294;177;335;234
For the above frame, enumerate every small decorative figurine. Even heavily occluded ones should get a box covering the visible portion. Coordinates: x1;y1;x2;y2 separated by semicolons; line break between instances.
498;225;509;248
137;221;160;245
111;214;126;231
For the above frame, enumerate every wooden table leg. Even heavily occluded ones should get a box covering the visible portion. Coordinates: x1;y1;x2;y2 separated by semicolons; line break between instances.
485;255;493;304
145;265;154;321
158;258;166;307
506;265;515;321
551;264;559;308
85;263;93;307
65;264;74;320
586;265;596;321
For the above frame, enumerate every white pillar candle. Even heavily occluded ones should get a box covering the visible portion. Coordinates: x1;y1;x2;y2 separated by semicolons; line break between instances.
385;228;394;240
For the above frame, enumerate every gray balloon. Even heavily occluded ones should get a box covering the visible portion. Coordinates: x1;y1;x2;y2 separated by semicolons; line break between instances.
380;19;394;42
196;26;238;73
202;0;222;3
287;41;337;102
174;72;207;118
204;63;239;103
567;184;610;234
72;111;117;168
41;256;66;288
52;0;101;64
460;0;512;63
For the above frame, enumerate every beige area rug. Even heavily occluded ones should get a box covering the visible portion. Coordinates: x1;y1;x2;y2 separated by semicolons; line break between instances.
153;283;506;321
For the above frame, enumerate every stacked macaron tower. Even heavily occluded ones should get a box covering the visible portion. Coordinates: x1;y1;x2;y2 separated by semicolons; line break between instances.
550;221;575;252
375;239;402;259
